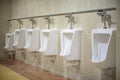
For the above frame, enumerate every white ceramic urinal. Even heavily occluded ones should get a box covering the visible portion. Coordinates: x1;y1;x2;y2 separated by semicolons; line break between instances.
4;33;11;50
16;29;26;49
24;28;40;52
39;29;58;55
13;29;20;47
91;28;116;68
4;33;14;51
60;29;82;60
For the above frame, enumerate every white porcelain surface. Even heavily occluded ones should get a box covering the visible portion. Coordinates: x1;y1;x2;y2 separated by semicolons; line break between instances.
91;28;116;68
13;29;20;47
4;33;11;50
39;29;58;55
60;29;82;60
24;28;40;52
4;33;14;51
16;29;26;49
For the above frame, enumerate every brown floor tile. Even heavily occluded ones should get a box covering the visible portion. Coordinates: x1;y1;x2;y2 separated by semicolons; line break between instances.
0;58;70;80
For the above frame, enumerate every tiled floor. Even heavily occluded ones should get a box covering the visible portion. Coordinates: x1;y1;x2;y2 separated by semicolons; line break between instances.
0;58;70;80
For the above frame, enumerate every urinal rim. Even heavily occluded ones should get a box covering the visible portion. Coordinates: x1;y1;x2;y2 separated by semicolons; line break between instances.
61;29;82;33
26;29;40;33
14;29;21;32
6;33;11;36
41;29;58;32
20;28;26;31
92;28;116;34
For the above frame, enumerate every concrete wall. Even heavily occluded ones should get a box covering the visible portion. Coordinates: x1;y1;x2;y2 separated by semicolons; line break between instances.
116;0;120;80
9;0;118;80
0;0;12;58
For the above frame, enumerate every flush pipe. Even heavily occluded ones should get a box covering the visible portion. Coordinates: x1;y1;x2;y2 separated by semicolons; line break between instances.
29;18;36;29
17;19;23;29
44;16;51;29
97;9;109;29
8;20;12;33
65;14;75;29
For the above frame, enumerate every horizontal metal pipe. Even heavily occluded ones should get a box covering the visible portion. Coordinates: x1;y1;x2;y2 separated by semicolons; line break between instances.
8;7;116;21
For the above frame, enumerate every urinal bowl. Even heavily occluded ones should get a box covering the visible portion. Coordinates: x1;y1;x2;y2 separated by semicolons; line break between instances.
13;29;20;47
8;33;14;51
4;33;11;50
60;29;82;61
91;28;116;68
4;33;14;51
39;29;49;52
24;29;31;49
24;28;40;52
17;29;26;49
39;29;58;55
